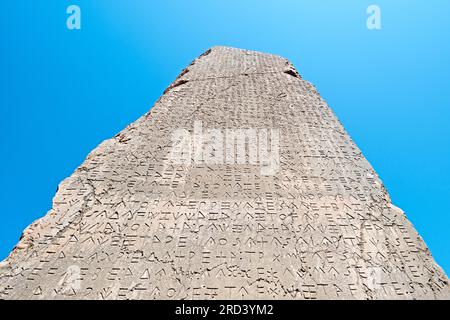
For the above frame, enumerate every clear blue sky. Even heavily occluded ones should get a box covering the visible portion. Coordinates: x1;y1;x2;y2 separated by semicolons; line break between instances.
1;1;449;274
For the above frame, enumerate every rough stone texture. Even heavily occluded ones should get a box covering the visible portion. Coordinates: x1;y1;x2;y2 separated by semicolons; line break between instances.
0;46;449;300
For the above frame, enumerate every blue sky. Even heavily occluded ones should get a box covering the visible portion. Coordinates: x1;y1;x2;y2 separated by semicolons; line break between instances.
1;1;449;274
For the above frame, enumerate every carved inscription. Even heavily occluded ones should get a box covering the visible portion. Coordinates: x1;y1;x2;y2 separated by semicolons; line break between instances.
0;47;448;299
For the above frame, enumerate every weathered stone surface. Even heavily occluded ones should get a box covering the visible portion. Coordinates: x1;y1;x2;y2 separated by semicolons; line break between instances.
0;46;448;299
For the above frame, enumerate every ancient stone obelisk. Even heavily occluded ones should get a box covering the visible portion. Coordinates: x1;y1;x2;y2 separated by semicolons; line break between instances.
0;47;448;299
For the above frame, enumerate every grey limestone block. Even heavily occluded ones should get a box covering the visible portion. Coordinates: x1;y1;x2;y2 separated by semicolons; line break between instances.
0;46;448;299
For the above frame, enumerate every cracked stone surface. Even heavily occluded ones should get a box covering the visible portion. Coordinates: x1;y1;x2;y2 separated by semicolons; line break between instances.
0;46;449;299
